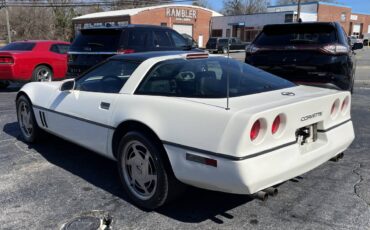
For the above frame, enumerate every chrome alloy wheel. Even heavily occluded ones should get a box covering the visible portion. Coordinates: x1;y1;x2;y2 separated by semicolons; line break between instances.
36;68;52;82
17;100;33;138
122;140;158;200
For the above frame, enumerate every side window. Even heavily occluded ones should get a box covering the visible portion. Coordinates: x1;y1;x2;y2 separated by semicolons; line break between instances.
50;44;69;54
128;30;149;48
75;60;139;93
170;31;187;48
153;30;172;48
231;38;237;44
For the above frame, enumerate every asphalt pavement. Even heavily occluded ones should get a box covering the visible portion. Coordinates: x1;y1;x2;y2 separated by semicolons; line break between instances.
1;50;370;229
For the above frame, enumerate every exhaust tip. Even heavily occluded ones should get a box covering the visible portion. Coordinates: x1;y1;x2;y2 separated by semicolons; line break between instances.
254;191;269;201
264;187;278;197
339;152;344;159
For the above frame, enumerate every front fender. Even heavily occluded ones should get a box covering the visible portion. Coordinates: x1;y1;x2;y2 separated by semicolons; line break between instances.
17;81;63;108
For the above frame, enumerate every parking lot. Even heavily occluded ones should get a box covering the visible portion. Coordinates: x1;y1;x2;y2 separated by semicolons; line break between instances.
1;48;370;229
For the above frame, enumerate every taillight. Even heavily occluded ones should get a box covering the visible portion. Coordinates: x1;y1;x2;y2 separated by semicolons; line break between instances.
246;44;259;54
320;44;348;55
0;56;14;64
341;96;349;113
331;99;340;118
250;120;261;141
117;49;135;54
272;115;281;134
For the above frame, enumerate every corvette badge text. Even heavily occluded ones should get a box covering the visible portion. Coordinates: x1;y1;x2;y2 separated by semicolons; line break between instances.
301;112;323;121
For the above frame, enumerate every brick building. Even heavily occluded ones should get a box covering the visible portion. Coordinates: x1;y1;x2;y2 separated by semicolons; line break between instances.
72;4;222;48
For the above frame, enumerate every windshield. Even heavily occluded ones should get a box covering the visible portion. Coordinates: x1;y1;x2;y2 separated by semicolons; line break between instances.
0;42;35;51
70;29;121;52
136;57;295;98
207;38;217;44
255;24;337;46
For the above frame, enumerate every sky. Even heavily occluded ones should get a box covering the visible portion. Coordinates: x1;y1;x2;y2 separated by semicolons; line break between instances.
200;0;370;14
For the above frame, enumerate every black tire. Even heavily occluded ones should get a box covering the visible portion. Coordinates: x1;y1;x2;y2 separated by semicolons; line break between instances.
16;95;42;143
0;81;9;89
117;131;183;210
32;65;53;82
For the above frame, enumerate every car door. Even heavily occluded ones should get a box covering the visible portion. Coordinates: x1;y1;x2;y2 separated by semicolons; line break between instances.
45;59;140;155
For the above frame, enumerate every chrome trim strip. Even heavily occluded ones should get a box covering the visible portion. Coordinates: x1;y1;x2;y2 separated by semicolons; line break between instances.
68;51;118;55
317;119;351;133
33;105;115;130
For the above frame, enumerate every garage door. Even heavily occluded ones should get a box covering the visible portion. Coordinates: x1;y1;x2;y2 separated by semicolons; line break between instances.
353;24;361;33
173;24;193;37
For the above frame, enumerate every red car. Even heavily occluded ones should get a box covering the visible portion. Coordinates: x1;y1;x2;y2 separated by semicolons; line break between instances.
0;40;70;89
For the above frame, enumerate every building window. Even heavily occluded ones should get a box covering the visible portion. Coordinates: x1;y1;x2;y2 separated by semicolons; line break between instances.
211;29;222;37
160;22;167;27
285;14;294;23
341;13;346;22
226;29;231;37
244;30;261;42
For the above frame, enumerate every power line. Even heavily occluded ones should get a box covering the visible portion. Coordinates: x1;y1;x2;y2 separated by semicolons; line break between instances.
4;0;194;7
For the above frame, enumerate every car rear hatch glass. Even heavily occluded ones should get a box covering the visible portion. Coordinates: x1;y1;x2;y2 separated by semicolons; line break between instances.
68;29;122;76
0;42;35;51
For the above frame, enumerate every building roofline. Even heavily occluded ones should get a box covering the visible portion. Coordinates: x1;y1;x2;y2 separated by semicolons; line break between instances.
351;11;370;16
212;10;294;18
73;4;222;21
267;1;351;9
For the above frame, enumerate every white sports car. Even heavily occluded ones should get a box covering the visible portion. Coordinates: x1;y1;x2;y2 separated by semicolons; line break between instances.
16;51;355;209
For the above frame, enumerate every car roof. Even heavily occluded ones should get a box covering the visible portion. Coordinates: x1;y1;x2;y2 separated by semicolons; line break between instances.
13;40;70;44
263;22;337;29
81;24;170;31
110;51;202;62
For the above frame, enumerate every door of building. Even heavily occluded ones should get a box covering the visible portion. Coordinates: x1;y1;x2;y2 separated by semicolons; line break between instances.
173;24;193;37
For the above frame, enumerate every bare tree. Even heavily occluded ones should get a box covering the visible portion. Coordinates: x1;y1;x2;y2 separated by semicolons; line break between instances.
277;0;336;4
222;0;269;16
192;0;211;9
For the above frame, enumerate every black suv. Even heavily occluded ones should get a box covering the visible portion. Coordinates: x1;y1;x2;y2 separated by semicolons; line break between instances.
206;37;248;53
67;25;194;78
245;22;363;92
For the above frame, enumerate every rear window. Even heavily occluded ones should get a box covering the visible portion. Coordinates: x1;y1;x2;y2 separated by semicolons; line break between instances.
70;29;121;52
254;24;337;46
136;57;295;98
0;42;36;51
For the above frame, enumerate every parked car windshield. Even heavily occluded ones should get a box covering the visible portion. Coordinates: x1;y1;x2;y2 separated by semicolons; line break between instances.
70;29;121;52
136;57;295;98
254;24;337;46
207;38;217;44
0;42;36;51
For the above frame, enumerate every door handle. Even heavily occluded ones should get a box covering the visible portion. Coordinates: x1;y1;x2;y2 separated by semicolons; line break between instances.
100;102;110;110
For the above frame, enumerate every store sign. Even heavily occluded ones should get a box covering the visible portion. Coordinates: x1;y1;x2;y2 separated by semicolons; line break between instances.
166;8;197;20
350;15;358;20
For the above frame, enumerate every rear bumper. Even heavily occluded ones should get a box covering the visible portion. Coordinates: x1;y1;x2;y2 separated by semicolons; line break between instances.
165;120;354;194
0;65;16;80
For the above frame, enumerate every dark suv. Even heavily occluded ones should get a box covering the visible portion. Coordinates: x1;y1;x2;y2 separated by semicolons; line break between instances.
206;37;247;53
67;25;194;78
245;22;363;92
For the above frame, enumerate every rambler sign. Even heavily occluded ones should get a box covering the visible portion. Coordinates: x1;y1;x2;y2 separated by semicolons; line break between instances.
166;8;197;20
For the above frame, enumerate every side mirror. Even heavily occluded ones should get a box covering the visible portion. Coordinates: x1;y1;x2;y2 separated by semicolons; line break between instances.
352;43;364;50
60;79;75;91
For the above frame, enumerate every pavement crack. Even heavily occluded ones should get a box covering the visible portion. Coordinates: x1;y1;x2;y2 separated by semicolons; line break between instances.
353;163;370;207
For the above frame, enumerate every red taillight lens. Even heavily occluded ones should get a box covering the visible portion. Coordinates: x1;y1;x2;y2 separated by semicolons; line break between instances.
250;120;261;141
0;56;14;64
331;102;336;115
272;116;281;134
341;97;349;112
117;49;135;54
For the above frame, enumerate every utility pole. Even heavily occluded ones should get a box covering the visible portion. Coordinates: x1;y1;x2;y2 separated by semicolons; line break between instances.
297;0;301;22
1;0;11;43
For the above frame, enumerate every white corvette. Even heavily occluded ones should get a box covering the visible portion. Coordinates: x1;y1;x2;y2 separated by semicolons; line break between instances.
16;51;355;209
